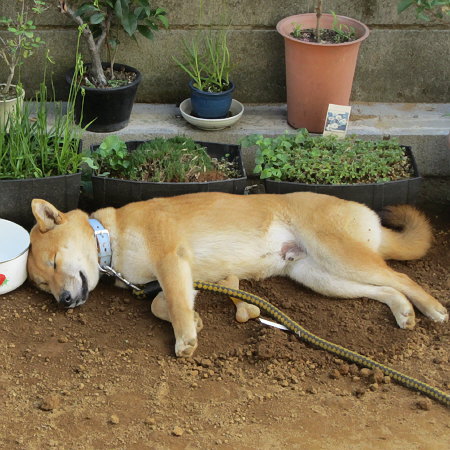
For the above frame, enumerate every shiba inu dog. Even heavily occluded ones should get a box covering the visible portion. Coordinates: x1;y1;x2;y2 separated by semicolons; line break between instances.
27;192;448;357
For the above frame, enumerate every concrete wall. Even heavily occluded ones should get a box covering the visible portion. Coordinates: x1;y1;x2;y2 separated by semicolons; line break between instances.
1;1;449;103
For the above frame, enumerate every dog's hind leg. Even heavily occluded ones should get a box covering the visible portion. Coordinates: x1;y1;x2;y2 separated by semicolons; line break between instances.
151;291;203;332
295;236;447;325
288;259;417;329
358;268;448;324
217;276;260;323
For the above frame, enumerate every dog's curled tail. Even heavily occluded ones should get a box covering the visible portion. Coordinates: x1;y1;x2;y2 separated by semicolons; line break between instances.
378;205;432;261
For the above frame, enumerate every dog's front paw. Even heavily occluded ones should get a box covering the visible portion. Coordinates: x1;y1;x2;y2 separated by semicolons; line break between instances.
175;337;198;357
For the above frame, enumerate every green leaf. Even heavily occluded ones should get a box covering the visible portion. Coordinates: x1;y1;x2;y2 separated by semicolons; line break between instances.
90;12;105;25
397;0;415;13
137;25;154;40
114;0;124;20
158;14;169;29
75;4;99;17
121;12;138;36
134;6;146;20
82;157;98;170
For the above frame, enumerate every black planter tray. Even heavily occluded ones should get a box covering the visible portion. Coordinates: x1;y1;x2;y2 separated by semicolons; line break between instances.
0;172;82;230
91;140;247;208
264;146;421;210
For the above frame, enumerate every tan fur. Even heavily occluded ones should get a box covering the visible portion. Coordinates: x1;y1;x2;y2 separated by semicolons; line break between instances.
379;205;432;260
27;192;448;357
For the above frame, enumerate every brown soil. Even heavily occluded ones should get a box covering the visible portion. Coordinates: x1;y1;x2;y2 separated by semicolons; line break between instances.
291;28;356;44
0;85;20;101
0;206;449;448
196;170;229;182
82;67;137;89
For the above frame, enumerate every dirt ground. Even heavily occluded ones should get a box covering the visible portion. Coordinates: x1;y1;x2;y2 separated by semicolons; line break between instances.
0;205;449;449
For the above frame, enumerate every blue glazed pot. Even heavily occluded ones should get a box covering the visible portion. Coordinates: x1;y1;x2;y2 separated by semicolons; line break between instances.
189;80;235;119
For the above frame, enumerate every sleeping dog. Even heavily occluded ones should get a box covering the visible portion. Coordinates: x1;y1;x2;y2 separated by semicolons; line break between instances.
27;192;448;357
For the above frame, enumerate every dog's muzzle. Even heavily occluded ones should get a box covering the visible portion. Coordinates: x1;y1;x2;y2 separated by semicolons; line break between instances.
58;271;89;308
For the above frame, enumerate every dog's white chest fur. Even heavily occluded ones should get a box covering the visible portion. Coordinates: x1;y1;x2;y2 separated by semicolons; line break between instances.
110;228;158;284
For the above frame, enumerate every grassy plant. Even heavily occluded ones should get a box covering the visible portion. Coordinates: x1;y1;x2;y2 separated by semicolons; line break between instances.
330;11;356;43
86;136;241;182
291;23;303;38
0;83;84;179
241;130;414;185
173;0;231;93
0;31;86;180
174;28;231;93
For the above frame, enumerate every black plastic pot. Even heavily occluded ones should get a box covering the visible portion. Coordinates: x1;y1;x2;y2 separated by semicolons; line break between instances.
0;173;82;230
264;146;421;210
66;63;141;133
90;141;247;208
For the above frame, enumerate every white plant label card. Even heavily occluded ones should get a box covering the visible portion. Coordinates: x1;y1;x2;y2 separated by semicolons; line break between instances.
323;104;352;138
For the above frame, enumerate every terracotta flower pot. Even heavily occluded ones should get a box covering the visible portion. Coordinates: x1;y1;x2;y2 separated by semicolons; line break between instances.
277;14;369;133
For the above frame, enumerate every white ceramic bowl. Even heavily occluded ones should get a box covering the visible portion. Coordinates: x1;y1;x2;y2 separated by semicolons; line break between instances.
179;98;244;130
0;219;30;294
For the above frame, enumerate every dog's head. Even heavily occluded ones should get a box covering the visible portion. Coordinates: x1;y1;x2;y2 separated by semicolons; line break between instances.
28;199;100;308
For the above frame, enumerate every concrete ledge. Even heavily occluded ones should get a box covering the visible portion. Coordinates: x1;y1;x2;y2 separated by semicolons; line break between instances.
82;102;450;177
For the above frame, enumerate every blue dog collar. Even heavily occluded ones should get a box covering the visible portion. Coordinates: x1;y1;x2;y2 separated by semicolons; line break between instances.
89;218;112;268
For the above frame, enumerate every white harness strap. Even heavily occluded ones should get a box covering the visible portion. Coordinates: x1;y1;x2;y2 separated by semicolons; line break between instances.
88;218;112;268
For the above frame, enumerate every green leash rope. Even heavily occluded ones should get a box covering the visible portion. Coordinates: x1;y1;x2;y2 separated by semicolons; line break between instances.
134;281;450;407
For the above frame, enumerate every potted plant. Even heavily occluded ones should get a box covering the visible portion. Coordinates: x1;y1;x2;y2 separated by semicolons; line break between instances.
0;0;47;128
276;1;369;133
241;130;422;209
0;81;84;229
58;0;168;132
84;136;247;208
173;23;234;119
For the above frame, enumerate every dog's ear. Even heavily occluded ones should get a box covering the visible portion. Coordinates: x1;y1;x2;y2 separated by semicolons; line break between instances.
31;199;67;232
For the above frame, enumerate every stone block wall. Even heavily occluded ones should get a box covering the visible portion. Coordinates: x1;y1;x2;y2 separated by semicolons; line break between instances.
0;1;449;103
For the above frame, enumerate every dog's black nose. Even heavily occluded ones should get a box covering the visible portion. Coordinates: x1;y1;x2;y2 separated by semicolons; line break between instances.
59;291;73;307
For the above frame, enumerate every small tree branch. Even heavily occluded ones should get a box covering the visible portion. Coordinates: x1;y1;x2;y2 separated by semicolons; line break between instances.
59;0;107;85
96;11;111;54
315;0;322;43
4;66;15;94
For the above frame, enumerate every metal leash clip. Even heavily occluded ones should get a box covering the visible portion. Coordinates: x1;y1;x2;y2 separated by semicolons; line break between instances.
98;264;140;290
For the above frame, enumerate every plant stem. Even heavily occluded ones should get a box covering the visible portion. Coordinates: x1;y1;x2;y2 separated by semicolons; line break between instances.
315;0;323;42
59;0;107;86
3;67;15;96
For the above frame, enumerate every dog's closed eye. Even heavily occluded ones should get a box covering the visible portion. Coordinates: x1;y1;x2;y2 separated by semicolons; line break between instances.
46;254;57;270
